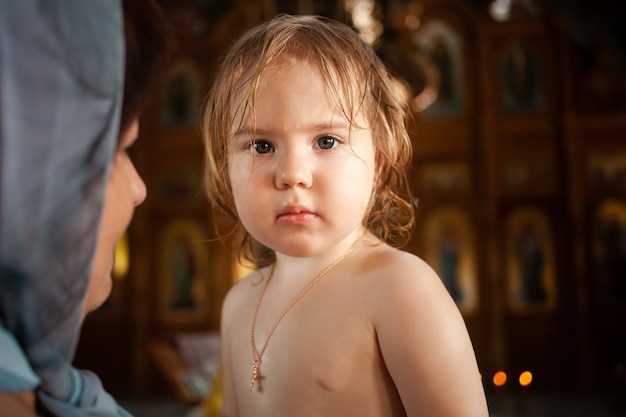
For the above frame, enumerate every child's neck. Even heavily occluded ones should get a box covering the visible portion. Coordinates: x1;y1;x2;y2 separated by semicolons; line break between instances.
271;229;369;282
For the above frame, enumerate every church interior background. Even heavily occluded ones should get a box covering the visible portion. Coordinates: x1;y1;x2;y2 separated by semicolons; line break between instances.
73;0;626;414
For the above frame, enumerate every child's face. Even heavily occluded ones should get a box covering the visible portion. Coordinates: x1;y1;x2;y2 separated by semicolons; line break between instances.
228;57;376;258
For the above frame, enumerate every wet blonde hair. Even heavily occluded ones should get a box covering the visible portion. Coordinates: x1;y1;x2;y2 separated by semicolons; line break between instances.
202;14;415;267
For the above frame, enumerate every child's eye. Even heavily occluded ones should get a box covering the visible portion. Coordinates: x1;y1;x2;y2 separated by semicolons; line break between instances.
317;136;337;150
252;140;273;154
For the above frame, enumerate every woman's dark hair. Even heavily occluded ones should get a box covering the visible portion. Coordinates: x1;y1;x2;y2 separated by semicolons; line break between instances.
120;0;174;134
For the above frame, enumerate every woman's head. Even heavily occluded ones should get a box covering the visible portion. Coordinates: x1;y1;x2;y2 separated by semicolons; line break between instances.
202;14;415;266
84;0;172;314
119;0;172;135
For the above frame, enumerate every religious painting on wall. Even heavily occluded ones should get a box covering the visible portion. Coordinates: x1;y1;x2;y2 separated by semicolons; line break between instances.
161;58;204;129
591;199;626;304
412;19;465;117
498;41;546;113
421;206;478;314
505;207;557;313
159;218;211;324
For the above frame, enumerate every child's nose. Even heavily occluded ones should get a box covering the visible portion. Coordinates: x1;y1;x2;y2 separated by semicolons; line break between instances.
275;151;312;189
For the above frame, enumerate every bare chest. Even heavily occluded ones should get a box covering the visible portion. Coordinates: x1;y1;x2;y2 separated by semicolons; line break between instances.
229;285;404;417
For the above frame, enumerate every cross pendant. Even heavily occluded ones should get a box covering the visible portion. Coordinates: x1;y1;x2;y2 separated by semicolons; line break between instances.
250;360;261;391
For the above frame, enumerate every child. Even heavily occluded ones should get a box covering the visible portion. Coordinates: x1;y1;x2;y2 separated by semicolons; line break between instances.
202;14;488;417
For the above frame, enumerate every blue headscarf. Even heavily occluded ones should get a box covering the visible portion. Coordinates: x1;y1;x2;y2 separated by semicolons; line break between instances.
0;0;131;415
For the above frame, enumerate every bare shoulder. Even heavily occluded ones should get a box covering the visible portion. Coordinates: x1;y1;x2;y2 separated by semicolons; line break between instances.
360;244;489;416
360;242;435;276
222;270;261;304
361;244;467;340
360;244;452;308
221;269;267;320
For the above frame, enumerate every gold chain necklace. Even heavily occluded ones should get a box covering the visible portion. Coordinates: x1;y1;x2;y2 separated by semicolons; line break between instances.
249;238;361;392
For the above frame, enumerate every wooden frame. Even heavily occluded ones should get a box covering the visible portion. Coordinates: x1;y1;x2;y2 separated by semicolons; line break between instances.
416;160;472;196
500;151;556;195
149;151;205;207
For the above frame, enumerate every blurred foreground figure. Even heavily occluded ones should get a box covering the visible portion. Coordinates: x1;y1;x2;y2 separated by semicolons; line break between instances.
0;0;170;415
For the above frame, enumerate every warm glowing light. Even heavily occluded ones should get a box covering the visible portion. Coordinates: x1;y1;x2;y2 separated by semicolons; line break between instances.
234;258;256;282
344;0;383;45
519;371;533;386
404;14;420;31
411;86;438;112
113;233;129;280
489;0;511;22
493;371;507;386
